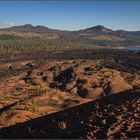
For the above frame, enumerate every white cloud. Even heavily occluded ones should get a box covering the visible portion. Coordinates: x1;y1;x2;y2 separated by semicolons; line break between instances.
0;22;14;28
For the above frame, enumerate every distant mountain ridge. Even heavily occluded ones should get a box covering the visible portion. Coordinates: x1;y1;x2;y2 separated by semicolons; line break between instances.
84;25;113;32
0;24;140;46
2;24;53;33
2;24;140;33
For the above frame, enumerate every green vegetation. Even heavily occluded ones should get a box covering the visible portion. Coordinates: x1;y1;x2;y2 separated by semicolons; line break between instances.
0;34;20;40
0;33;140;54
0;35;121;54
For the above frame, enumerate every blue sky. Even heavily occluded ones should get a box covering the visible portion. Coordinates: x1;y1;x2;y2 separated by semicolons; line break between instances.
0;1;140;31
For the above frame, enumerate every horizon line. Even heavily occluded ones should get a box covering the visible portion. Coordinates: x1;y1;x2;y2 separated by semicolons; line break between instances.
0;23;140;32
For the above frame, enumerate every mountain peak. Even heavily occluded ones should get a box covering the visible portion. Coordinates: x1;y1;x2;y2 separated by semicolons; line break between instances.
87;25;107;30
21;24;34;28
86;25;112;32
35;25;49;30
93;25;106;30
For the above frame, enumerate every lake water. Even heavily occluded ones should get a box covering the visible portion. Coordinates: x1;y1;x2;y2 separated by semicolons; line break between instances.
126;47;140;51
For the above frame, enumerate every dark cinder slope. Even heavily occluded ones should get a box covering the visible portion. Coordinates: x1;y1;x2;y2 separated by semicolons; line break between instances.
0;89;140;139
